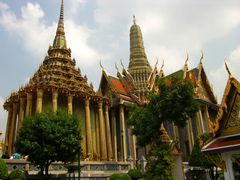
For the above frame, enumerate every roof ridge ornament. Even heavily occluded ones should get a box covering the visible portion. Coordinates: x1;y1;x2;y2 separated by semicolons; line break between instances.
160;59;164;71
224;60;232;78
120;59;125;69
100;60;104;71
200;50;204;64
115;63;120;72
183;52;189;78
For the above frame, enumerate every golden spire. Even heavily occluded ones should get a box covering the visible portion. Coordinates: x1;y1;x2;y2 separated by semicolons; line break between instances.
133;15;136;25
57;0;64;35
53;0;67;48
159;123;172;143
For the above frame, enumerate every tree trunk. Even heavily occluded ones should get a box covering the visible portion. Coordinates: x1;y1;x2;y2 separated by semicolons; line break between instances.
45;162;51;175
40;165;44;175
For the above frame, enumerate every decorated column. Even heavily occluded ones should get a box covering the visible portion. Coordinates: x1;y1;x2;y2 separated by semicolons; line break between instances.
26;93;32;116
119;103;127;162
104;103;113;160
17;97;25;132
36;89;43;113
4;106;13;154
9;103;18;154
98;101;107;160
85;97;92;159
52;89;58;112
67;94;73;115
111;109;117;161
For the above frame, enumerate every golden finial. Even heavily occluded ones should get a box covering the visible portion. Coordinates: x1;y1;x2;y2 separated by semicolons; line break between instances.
200;50;204;64
133;15;136;25
224;60;232;78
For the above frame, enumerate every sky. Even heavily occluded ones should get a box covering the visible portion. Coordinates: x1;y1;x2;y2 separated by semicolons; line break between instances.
0;0;240;139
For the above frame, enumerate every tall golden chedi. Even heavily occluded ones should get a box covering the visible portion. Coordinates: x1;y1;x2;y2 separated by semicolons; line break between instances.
3;0;112;162
128;17;152;101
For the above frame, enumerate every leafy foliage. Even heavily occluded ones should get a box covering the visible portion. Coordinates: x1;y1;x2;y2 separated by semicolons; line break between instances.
189;133;213;168
9;169;26;180
189;133;220;179
128;168;143;180
0;158;8;180
145;143;175;180
15;111;82;175
127;77;199;146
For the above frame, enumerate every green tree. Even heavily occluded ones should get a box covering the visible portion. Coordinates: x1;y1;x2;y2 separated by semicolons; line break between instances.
0;157;8;180
128;77;199;146
15;111;82;175
189;133;219;180
145;144;175;180
127;77;199;178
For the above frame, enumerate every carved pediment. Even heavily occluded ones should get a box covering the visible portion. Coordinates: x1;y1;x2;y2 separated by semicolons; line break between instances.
225;93;240;129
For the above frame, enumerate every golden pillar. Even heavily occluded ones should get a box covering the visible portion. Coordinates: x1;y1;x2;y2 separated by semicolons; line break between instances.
4;106;13;153
173;122;179;142
17;97;25;133
98;101;107;160
187;119;194;152
84;97;92;159
36;89;43;113
67;94;73;115
104;104;113;161
111;110;117;161
94;110;100;160
128;127;137;163
26;93;32;116
9;103;18;154
119;104;127;162
52;89;58;112
132;134;137;163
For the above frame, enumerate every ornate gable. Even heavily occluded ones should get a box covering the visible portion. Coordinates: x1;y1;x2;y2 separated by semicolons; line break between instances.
209;76;240;136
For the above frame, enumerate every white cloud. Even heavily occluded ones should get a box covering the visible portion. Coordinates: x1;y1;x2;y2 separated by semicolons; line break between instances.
0;1;103;67
68;0;86;16
65;20;105;67
0;2;55;59
92;0;240;71
209;46;240;102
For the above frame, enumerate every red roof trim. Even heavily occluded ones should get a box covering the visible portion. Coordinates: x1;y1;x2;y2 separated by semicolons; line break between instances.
202;134;240;153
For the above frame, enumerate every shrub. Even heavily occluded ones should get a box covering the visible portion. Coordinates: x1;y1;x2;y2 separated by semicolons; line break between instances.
128;168;142;180
9;169;26;180
0;158;8;180
110;173;131;180
110;173;122;180
120;174;131;180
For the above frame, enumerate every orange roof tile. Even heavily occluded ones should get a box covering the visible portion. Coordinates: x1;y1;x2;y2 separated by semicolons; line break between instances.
110;78;128;95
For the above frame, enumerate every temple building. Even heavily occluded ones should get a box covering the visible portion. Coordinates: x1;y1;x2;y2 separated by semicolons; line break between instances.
3;0;114;163
202;64;240;180
3;0;220;173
